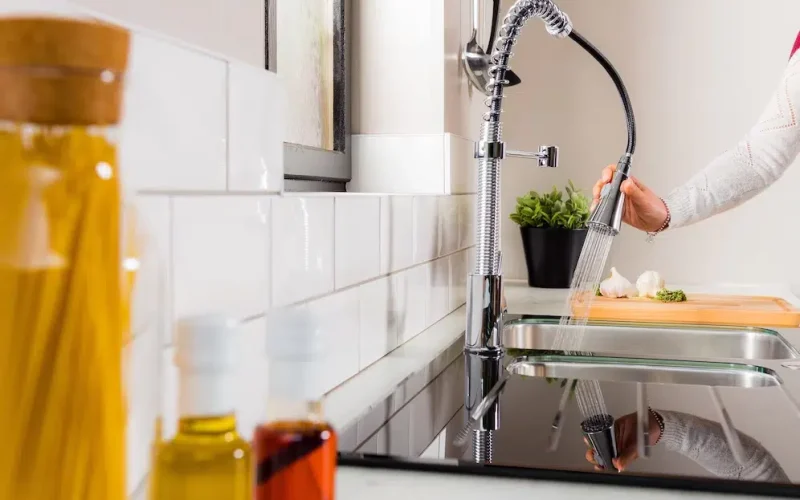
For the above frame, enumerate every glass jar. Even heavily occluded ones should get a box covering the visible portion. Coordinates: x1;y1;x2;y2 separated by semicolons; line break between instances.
0;17;133;500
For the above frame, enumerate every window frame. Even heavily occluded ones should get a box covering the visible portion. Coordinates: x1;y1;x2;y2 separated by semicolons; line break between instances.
265;0;352;190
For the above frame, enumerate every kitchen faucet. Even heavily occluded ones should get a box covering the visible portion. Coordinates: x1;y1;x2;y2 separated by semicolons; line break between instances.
465;0;637;355
462;0;638;463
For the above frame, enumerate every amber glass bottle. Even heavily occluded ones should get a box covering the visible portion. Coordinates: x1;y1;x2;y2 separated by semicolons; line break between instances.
255;309;337;500
150;315;251;500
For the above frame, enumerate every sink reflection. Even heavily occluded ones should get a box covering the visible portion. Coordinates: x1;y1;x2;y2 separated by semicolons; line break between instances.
466;369;799;484
507;355;782;388
503;317;799;360
339;334;800;495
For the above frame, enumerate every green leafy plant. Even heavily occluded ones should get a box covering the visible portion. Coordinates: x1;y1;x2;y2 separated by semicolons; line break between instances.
656;289;687;303
509;181;590;230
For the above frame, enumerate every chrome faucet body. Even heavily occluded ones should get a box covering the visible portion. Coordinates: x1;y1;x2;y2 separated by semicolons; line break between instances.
465;0;637;354
465;0;574;355
462;0;638;464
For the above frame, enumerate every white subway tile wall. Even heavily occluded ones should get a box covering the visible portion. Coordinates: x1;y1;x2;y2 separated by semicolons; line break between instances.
334;196;381;289
2;7;476;495
227;62;285;192
121;33;228;192
413;195;441;264
270;196;336;306
358;277;396;370
171;196;271;330
379;195;414;274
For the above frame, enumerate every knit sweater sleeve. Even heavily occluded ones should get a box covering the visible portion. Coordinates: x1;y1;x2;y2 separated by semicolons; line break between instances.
657;410;789;483
663;50;800;228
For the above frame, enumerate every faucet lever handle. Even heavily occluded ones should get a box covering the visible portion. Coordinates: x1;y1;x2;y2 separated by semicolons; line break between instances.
506;145;559;168
474;142;559;168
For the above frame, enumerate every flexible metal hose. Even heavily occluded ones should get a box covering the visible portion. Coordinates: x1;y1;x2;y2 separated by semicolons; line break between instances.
475;0;572;275
568;30;637;156
475;0;637;271
472;429;494;463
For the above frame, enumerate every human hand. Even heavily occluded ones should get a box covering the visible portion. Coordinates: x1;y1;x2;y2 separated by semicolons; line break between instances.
583;411;662;472
590;165;669;233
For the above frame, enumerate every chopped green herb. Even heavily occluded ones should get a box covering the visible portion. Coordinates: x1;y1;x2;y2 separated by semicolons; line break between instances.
656;288;687;303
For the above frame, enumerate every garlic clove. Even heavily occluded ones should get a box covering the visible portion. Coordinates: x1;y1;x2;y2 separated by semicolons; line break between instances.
599;267;636;298
636;270;665;298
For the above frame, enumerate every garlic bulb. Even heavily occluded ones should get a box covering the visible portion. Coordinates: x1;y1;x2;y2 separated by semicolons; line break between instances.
636;270;665;298
599;267;636;298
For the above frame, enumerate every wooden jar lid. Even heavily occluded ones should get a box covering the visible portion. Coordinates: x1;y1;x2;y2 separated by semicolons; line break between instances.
0;17;131;125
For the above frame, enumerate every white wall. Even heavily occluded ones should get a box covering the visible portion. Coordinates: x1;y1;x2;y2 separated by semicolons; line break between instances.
348;0;483;194
71;0;264;66
496;0;800;289
0;0;475;496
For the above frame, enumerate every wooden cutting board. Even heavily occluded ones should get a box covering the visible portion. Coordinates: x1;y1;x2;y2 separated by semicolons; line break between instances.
571;294;800;328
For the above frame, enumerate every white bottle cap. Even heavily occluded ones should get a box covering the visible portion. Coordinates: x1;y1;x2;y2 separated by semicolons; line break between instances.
265;307;326;401
174;314;241;417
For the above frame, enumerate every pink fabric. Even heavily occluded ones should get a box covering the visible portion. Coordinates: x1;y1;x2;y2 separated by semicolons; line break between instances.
792;31;800;59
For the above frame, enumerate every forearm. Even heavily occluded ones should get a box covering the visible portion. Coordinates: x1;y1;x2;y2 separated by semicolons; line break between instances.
664;54;800;229
657;410;789;482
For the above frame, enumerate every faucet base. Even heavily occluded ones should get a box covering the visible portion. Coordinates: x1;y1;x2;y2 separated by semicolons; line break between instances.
465;274;505;353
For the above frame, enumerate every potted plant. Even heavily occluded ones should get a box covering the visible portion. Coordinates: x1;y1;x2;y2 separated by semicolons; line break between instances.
509;181;590;288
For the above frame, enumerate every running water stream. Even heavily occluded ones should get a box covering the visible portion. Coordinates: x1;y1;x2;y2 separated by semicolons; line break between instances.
551;226;616;420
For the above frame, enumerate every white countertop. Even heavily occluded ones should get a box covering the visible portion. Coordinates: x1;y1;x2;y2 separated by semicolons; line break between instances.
337;466;763;500
335;280;800;500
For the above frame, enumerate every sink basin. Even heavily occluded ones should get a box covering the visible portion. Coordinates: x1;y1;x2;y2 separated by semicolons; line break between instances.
503;317;799;360
507;354;782;388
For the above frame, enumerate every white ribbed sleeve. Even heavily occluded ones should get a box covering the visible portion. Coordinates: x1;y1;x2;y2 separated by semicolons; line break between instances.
664;53;800;228
658;410;788;482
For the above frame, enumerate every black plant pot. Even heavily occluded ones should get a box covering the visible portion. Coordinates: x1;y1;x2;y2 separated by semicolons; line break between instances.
520;226;588;289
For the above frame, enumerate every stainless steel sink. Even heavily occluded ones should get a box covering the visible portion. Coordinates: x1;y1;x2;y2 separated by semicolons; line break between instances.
507;354;782;388
503;317;799;360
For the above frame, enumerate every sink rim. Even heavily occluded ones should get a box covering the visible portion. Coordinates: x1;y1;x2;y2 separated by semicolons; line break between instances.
505;314;790;336
507;353;783;387
502;314;800;361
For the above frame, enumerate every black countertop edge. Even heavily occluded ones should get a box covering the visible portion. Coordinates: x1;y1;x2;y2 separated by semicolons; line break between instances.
337;454;800;498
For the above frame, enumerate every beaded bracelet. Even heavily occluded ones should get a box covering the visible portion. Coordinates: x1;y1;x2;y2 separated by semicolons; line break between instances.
649;407;665;445
645;198;671;243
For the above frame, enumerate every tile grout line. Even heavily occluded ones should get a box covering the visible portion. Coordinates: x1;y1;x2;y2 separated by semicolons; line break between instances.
273;247;474;311
166;196;174;346
137;190;474;197
224;63;231;192
333;196;338;291
265;196;273;311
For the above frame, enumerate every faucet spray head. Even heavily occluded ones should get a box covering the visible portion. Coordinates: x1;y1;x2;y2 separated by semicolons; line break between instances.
581;413;619;471
587;154;632;235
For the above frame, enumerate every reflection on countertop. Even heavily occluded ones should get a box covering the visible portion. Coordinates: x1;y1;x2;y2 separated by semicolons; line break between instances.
334;283;800;498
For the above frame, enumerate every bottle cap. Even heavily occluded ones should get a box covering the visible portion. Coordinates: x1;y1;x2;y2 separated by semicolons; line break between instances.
0;17;131;125
174;314;241;417
265;307;326;400
174;314;241;371
265;306;325;361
